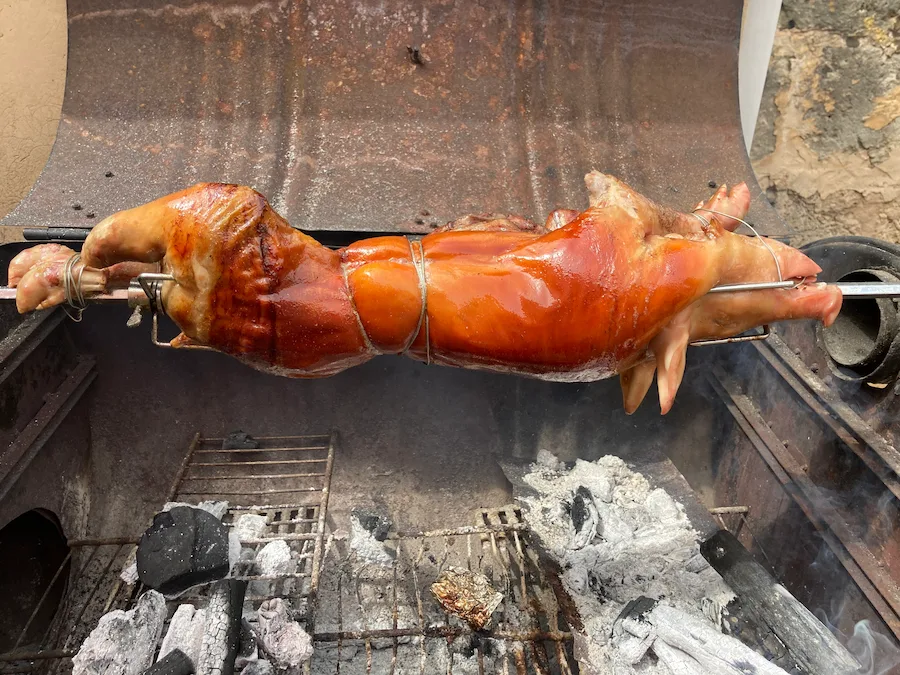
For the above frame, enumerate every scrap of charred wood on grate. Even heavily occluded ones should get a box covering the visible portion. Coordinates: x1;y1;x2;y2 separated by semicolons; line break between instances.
143;648;193;675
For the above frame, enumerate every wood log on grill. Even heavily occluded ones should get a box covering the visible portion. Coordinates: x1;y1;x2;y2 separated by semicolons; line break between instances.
701;530;861;674
196;580;247;675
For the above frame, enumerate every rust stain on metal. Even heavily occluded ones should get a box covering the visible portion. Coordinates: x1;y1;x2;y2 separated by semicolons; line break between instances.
1;0;787;240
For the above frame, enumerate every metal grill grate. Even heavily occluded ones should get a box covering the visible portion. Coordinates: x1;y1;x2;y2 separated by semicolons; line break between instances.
171;432;335;621
0;432;335;674
308;506;577;675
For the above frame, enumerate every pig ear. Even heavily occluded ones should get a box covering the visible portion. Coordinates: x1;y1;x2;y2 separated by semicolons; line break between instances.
695;183;751;233
620;359;657;415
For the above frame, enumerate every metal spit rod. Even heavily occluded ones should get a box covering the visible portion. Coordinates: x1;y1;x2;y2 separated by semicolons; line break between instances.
2;280;900;301
0;281;899;303
0;287;128;302
708;281;900;298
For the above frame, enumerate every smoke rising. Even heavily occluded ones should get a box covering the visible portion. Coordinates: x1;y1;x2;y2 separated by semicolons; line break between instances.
813;594;900;675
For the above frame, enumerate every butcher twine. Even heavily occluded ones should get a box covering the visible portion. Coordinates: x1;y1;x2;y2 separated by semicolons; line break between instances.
63;253;87;322
406;238;431;364
691;208;784;283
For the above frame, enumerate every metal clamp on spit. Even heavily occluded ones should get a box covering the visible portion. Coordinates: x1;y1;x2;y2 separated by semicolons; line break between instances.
126;272;214;351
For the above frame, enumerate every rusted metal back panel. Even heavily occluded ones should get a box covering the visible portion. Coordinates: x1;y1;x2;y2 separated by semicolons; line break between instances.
2;0;790;237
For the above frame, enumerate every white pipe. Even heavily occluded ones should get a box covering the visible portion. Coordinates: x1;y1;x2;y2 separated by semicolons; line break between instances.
739;0;783;151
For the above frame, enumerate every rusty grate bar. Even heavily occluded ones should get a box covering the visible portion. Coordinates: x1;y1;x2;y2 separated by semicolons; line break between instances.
0;431;337;675
310;506;575;675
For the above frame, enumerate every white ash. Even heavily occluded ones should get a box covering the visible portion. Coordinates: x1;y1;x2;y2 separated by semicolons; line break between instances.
348;515;393;566
536;448;565;471
235;514;268;542
519;453;736;674
119;549;138;585
242;660;274;675
255;540;296;577
228;530;243;572
256;598;313;669
616;603;789;675
163;500;229;520
72;591;167;675
119;563;139;586
158;604;206;666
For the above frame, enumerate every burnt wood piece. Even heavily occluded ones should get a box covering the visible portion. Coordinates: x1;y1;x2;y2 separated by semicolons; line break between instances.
701;530;860;674
143;649;193;675
196;580;248;675
221;431;259;450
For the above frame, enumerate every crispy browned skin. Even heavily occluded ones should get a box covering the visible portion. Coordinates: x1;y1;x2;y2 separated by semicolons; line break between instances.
9;172;843;413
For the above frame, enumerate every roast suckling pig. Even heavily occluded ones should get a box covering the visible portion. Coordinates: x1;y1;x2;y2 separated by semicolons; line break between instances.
8;172;842;414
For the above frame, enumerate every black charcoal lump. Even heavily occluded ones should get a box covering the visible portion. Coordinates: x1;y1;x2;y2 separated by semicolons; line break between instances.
137;506;230;595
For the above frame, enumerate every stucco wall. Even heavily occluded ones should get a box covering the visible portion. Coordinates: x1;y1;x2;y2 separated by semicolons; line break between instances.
0;0;66;220
750;0;900;245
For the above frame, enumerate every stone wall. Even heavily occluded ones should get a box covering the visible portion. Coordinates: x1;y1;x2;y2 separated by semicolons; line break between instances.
750;1;900;245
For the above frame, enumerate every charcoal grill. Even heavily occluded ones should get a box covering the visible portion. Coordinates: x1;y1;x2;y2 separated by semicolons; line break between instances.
1;1;900;674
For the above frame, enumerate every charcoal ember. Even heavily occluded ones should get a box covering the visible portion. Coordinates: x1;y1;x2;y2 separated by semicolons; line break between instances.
535;448;565;471
644;488;681;524
348;510;394;566
158;604;206;666
197;579;248;675
256;598;313;669
430;567;503;630
144;649;193;675
235;618;258;669
72;591;166;675
119;548;139;585
228;531;242;572
235;514;268;542
255;540;295;576
222;431;259;450
163;500;229;520
137;506;230;595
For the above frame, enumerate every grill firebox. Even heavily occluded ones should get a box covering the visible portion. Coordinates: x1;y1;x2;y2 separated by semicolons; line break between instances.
0;434;580;675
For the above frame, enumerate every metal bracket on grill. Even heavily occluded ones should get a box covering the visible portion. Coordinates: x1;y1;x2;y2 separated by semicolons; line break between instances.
125;273;215;351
